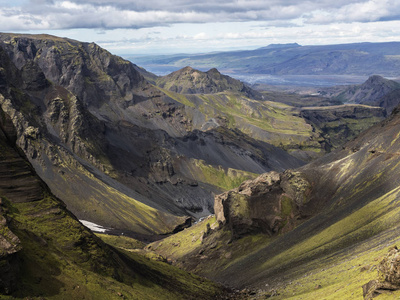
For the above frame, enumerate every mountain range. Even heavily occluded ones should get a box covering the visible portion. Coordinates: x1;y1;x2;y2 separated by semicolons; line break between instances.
130;42;400;77
2;33;400;299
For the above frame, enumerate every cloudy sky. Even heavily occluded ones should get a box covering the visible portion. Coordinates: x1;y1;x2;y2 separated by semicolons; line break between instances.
1;0;400;55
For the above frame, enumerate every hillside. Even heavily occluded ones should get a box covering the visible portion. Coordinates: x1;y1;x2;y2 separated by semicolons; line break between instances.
148;103;400;299
323;75;400;114
130;42;400;77
153;69;385;160
0;105;227;299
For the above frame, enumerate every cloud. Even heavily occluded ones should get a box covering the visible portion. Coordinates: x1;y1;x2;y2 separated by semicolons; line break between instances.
1;0;400;31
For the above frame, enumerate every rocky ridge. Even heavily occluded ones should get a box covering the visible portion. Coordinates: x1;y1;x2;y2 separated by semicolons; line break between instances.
323;75;400;114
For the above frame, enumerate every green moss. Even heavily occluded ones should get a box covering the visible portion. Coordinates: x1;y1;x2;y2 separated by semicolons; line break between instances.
192;159;257;190
150;216;219;259
280;196;293;217
2;193;224;299
156;87;195;108
95;233;145;250
260;187;400;273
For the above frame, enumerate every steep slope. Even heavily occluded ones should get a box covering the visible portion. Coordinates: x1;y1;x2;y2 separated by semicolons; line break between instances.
330;75;400;113
149;104;400;298
0;33;306;233
0;106;227;299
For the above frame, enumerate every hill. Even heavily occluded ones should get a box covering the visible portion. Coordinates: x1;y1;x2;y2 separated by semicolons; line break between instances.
156;66;262;99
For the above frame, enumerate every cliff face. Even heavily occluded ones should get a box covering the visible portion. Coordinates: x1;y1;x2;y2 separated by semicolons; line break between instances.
300;104;385;150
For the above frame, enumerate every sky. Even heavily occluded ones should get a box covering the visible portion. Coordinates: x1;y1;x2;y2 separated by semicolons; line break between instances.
1;0;400;55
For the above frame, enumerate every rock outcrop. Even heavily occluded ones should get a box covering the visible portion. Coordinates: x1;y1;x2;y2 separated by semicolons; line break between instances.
363;246;400;299
214;170;311;237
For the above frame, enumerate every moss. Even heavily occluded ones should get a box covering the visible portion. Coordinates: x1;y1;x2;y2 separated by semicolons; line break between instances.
280;196;293;217
95;233;145;250
2;192;224;299
150;216;219;259
260;187;400;274
192;159;258;190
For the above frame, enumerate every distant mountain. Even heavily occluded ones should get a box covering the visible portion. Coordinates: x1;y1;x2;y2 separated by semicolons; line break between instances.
130;41;400;77
322;75;400;113
257;43;301;50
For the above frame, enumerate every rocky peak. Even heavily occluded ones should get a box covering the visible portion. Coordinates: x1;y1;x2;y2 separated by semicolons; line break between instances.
156;66;263;99
0;33;149;109
333;74;400;113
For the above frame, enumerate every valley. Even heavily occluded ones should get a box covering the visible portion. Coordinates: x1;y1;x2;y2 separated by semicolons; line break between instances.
1;33;400;299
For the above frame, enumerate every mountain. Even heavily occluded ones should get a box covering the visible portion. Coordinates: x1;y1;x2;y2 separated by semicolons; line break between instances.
0;105;227;299
156;66;262;99
148;103;400;298
0;33;309;236
130;41;400;77
323;75;400;113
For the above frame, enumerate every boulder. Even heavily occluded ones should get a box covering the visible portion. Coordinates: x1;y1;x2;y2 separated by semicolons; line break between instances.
214;170;311;238
363;246;400;299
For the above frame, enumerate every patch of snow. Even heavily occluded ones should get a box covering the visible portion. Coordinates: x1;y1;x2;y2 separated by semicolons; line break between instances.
80;220;109;233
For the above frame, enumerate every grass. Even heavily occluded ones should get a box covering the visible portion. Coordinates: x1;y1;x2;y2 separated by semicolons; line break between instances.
159;86;320;150
191;159;258;190
150;216;219;259
1;193;226;299
95;233;145;251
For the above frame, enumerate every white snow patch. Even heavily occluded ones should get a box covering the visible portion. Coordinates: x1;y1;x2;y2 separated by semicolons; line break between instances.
80;220;109;233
